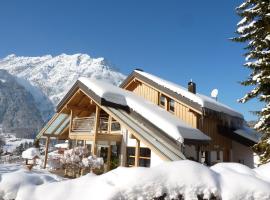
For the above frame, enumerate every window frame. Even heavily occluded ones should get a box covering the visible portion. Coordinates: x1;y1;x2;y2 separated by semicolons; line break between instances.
126;147;151;167
159;94;166;108
168;98;175;113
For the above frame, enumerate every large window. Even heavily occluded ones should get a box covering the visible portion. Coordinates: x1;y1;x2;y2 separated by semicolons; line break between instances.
168;99;175;112
126;147;151;167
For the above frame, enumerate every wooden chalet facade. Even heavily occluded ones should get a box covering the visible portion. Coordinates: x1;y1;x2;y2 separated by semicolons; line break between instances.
36;70;260;173
120;70;260;167
36;77;211;172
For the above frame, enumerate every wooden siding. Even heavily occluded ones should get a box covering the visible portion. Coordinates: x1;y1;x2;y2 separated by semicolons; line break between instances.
125;78;233;161
200;117;232;161
128;81;198;128
174;102;198;128
133;82;159;105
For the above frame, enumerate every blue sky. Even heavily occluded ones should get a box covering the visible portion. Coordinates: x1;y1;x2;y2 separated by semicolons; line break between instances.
0;0;261;121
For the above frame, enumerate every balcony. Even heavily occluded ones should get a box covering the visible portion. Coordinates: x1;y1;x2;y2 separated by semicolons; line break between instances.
71;116;121;134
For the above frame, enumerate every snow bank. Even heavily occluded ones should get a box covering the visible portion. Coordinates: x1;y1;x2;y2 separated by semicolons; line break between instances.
134;70;243;119
211;163;270;200
16;161;220;200
0;164;63;200
22;148;40;160
79;78;210;143
0;161;267;200
254;162;270;182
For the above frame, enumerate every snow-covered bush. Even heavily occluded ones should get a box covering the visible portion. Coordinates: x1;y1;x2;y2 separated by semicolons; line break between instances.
82;155;104;171
22;147;40;160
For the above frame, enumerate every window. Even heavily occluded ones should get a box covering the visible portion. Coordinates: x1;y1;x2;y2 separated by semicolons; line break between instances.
168;99;175;112
127;147;135;167
159;94;166;107
126;147;151;167
111;118;121;132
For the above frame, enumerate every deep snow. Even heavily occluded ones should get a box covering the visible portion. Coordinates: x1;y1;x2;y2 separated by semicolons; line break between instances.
0;161;270;200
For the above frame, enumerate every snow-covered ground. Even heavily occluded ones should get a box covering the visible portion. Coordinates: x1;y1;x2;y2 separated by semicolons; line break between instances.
0;160;270;200
0;164;64;200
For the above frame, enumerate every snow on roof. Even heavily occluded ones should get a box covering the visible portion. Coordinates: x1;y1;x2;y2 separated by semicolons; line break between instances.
22;147;40;159
234;126;261;143
4;161;270;200
134;70;244;119
79;77;210;143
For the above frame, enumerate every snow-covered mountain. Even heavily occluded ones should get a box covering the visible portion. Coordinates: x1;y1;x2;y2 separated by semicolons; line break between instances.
0;53;126;121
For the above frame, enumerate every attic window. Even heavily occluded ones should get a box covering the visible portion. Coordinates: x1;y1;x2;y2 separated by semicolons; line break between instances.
169;99;175;112
159;94;166;107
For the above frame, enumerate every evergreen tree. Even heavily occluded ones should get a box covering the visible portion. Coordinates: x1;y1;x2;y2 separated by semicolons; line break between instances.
233;0;270;164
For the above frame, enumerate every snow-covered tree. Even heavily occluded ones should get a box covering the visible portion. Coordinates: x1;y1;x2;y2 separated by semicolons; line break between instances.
233;0;270;164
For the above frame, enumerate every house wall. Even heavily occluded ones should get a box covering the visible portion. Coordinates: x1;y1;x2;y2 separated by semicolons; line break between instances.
133;82;159;105
232;140;254;168
201;117;232;162
123;77;254;167
122;128;165;167
129;80;198;128
210;151;223;164
126;80;233;162
150;151;164;167
184;145;197;161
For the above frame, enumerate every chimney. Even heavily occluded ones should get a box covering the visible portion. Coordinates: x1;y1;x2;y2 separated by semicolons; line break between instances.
188;80;196;94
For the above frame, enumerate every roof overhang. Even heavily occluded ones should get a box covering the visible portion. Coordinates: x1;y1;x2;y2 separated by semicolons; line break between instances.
121;70;244;122
57;80;129;113
218;125;260;146
121;71;203;113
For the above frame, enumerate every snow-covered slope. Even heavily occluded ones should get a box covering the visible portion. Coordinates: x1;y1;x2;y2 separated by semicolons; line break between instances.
0;54;126;121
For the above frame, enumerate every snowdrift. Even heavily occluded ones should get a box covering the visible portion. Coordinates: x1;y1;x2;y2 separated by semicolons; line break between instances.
0;161;270;200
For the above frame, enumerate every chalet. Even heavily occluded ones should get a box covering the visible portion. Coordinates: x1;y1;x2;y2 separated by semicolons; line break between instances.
36;70;260;173
121;70;260;167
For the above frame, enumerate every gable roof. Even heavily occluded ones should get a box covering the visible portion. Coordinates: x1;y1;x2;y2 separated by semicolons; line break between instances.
74;78;211;143
120;70;244;119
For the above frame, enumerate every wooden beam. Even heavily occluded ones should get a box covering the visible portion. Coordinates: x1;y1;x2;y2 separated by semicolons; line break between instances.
69;109;74;134
108;115;112;133
43;136;50;169
58;89;85;113
135;138;140;167
92;106;100;155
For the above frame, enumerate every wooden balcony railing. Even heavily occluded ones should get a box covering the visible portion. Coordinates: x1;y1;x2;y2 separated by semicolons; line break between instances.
71;116;121;133
72;117;95;132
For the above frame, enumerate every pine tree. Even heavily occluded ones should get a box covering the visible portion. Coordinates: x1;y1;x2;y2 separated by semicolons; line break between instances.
233;0;270;164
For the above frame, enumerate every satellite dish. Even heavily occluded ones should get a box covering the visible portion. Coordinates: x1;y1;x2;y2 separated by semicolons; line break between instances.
211;89;218;100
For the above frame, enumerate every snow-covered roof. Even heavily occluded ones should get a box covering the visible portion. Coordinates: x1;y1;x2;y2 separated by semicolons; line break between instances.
134;70;243;119
234;126;261;143
78;77;210;143
22;147;40;159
